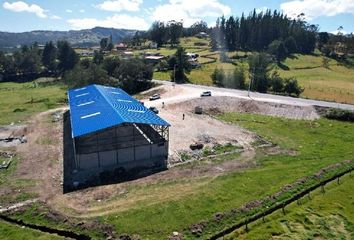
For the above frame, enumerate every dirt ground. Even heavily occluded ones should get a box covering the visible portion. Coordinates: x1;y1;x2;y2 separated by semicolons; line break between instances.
143;85;319;120
0;108;67;204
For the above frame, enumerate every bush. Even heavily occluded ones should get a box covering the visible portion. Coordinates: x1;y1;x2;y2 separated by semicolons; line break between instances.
324;109;354;122
284;77;304;97
269;71;284;93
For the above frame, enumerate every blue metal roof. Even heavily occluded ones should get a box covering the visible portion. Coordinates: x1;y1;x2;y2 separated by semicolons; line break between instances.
68;84;170;138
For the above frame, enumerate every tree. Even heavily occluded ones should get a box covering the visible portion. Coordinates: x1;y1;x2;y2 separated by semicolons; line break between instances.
248;52;271;93
171;47;190;83
210;28;219;51
211;68;225;87
188;21;208;36
131;31;143;46
102;57;120;76
211;10;317;54
0;51;16;78
268;40;287;64
107;34;114;51
231;67;246;89
100;38;108;50
167;20;183;47
93;50;104;65
57;41;79;73
113;59;153;94
15;44;41;74
149;21;166;48
318;32;329;50
269;70;284;93
284;37;297;54
64;63;111;88
284;77;303;97
42;41;57;73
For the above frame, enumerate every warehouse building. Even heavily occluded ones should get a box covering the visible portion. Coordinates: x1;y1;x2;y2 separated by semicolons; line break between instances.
66;84;170;188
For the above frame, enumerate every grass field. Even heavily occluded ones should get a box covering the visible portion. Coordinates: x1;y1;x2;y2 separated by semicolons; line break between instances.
1;91;353;239
152;37;354;104
0;81;67;125
226;173;354;239
0;220;65;240
278;54;354;104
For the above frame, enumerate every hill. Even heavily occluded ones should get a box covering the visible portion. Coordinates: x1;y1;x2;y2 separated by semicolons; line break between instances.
0;27;136;49
152;37;354;104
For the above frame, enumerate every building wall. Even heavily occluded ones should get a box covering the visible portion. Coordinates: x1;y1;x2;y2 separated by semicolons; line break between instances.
75;124;168;172
77;142;167;170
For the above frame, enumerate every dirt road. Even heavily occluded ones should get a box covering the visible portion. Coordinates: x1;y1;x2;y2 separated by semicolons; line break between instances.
152;80;354;111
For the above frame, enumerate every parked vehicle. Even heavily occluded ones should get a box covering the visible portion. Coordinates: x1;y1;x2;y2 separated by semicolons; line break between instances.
149;107;159;114
200;91;212;97
149;94;161;101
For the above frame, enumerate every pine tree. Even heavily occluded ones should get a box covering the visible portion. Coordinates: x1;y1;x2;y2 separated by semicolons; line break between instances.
42;41;57;73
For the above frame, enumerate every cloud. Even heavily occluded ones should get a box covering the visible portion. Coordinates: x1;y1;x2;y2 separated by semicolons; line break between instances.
3;1;47;18
67;14;149;30
150;0;231;27
96;0;143;12
79;9;85;13
281;0;354;20
66;9;73;13
50;15;62;20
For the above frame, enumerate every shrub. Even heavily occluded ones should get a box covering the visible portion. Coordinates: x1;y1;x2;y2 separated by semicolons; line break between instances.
283;77;304;97
324;109;354;122
269;71;284;93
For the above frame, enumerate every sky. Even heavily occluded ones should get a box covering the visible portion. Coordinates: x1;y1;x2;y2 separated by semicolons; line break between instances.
0;0;353;33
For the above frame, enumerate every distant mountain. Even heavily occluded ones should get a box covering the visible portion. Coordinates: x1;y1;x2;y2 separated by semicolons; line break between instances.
0;27;137;49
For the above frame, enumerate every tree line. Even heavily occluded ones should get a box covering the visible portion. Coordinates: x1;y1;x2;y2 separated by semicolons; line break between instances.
64;56;153;94
131;20;209;48
0;40;153;94
0;41;79;81
211;10;317;54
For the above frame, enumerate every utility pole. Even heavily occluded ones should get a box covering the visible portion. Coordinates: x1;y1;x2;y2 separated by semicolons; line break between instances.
173;64;177;83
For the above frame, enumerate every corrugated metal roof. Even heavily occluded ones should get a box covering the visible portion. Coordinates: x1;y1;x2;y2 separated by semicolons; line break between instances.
68;84;170;138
